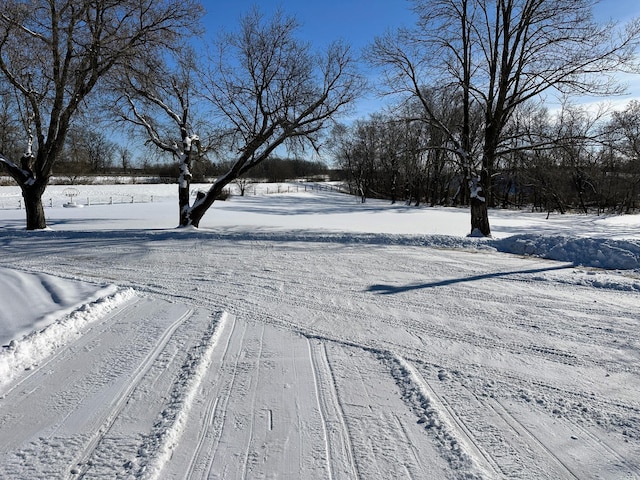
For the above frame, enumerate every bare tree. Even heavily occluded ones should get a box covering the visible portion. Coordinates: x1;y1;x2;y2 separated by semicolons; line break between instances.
607;102;640;212
111;8;361;227
110;46;209;226
61;125;117;175
234;176;255;196
370;0;640;236
0;0;202;229
181;8;362;227
610;100;640;163
117;145;133;175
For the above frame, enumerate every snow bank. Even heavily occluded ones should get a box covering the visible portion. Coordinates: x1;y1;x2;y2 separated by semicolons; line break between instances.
491;235;640;271
0;287;135;389
0;267;112;345
167;228;640;271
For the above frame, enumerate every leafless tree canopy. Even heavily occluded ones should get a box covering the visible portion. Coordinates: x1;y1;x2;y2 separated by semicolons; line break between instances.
204;8;361;164
2;1;639;232
184;8;362;227
369;0;640;235
109;46;210;226
0;0;202;229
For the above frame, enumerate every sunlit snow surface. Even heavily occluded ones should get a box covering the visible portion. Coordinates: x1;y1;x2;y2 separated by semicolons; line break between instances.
0;182;639;479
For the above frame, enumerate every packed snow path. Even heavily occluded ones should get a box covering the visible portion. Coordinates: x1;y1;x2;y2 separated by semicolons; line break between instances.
1;229;639;479
0;295;221;478
0;292;452;479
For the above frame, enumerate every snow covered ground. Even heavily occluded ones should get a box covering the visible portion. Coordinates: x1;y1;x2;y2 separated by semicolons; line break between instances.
1;183;639;479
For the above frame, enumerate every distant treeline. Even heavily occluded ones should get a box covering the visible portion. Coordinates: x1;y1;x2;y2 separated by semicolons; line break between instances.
331;100;640;215
29;145;333;184
214;157;331;183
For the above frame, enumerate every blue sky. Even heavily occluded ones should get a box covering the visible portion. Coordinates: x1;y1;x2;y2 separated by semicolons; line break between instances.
205;1;414;50
203;1;640;119
204;1;640;49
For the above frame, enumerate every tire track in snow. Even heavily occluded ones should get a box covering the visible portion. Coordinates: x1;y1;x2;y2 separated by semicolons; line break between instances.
36;241;639;376
567;414;640;476
0;295;199;479
71;308;229;479
73;302;197;480
419;365;577;479
308;340;360;480
183;313;239;480
221;277;638;444
240;324;266;480
486;398;581;479
409;359;640;479
6;238;639;478
161;318;339;480
222;273;640;440
383;353;497;479
183;264;638;378
151;263;637;475
127;312;230;480
313;341;453;479
160;318;452;479
143;258;640;474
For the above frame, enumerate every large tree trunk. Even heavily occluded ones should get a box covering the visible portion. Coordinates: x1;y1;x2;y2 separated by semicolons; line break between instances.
178;185;191;227
178;133;198;227
470;131;497;236
178;173;192;227
470;198;490;236
469;171;491;237
22;183;47;230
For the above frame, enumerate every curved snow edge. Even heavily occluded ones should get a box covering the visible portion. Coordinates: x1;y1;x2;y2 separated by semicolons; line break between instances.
0;286;136;389
164;229;640;270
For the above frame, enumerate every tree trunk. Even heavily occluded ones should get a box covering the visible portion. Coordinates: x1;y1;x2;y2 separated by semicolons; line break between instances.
469;171;491;237
22;183;47;230
470;198;490;236
178;133;199;227
178;179;191;227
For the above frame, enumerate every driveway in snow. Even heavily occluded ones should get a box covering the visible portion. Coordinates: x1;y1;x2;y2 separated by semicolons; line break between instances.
1;227;639;479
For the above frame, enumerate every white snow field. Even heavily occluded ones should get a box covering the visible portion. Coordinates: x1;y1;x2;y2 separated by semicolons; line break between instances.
1;182;639;479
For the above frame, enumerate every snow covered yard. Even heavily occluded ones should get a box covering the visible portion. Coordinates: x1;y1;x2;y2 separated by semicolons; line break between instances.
1;184;639;479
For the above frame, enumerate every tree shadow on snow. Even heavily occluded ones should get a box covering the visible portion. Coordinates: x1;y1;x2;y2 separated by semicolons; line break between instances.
367;264;574;295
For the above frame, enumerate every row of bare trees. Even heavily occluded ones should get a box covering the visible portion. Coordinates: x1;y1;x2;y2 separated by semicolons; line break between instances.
333;98;640;215
364;0;640;235
2;0;640;235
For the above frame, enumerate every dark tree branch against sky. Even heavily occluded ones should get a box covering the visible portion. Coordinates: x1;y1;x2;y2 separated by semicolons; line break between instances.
204;0;640;118
2;0;640;233
0;0;202;229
